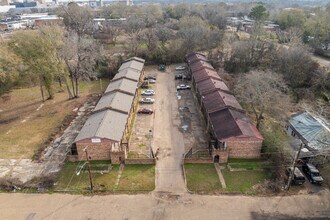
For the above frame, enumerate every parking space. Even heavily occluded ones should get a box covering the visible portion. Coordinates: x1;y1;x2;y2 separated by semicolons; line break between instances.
129;65;209;158
128;64;209;192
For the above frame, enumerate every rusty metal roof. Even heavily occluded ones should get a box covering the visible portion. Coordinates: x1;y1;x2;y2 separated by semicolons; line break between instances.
192;68;221;83
196;78;230;95
202;90;243;113
186;52;209;65
209;108;263;141
189;60;214;73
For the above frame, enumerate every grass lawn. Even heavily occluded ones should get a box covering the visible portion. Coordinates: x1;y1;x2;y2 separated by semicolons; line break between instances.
0;79;109;159
127;151;149;159
228;158;264;163
229;163;263;169
228;159;266;169
54;162;119;191
222;169;270;194
184;164;222;194
118;164;155;191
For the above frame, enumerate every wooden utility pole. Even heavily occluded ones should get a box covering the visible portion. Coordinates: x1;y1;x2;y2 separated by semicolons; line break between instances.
285;143;303;190
84;148;93;193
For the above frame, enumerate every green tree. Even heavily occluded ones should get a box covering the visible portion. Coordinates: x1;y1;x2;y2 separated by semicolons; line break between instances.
276;9;307;29
249;5;269;21
10;30;59;101
0;41;21;95
305;6;330;54
39;25;74;99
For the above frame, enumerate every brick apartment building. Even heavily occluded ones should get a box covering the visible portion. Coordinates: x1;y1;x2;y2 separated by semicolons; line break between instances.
69;57;145;163
186;52;263;163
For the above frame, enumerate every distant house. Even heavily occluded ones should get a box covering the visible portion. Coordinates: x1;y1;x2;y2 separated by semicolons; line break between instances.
185;52;263;163
287;112;330;158
70;57;145;163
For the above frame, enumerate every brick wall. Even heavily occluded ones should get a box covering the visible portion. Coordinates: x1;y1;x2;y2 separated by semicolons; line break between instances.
184;158;213;164
75;141;113;161
227;140;262;158
125;158;155;164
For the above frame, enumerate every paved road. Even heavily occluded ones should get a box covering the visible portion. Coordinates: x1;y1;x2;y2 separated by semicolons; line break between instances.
151;67;186;193
0;191;329;220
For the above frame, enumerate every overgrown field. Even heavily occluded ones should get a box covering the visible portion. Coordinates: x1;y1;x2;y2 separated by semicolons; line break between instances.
0;80;109;159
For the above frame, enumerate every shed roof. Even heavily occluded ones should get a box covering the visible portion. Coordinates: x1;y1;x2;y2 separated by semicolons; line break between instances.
209;108;263;141
196;78;230;95
105;78;138;95
74;109;128;142
124;57;145;64
186;52;206;59
189;60;214;73
119;60;144;72
94;91;134;113
202;90;243;113
186;53;209;65
113;68;141;82
289;112;330;150
192;68;221;83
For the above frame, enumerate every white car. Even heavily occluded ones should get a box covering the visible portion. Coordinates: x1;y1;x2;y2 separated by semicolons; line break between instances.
141;90;155;96
176;84;191;90
139;97;155;104
148;79;156;84
175;66;187;71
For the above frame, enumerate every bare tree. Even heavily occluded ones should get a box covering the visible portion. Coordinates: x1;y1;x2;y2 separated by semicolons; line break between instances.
61;33;101;98
141;28;158;51
59;3;93;38
276;27;304;46
275;47;319;89
234;71;291;129
101;22;123;45
155;26;173;47
124;16;145;38
225;40;275;73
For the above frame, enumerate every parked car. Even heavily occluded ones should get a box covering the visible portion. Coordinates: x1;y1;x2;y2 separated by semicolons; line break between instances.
141;89;155;96
184;74;192;80
148;79;156;84
175;74;183;80
177;84;191;90
302;163;323;184
286;167;306;185
159;64;166;71
139;97;155;104
138;108;154;114
144;75;156;80
175;66;187;71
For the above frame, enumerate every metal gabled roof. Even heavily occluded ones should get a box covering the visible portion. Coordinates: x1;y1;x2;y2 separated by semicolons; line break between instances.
94;91;134;113
105;78;138;95
113;68;141;82
289;112;330;150
119;60;144;72
74;109;128;143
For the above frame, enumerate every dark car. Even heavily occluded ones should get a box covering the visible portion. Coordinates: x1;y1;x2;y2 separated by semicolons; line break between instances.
144;75;156;80
175;74;183;80
302;163;323;184
286;167;305;185
138;108;154;114
183;74;192;80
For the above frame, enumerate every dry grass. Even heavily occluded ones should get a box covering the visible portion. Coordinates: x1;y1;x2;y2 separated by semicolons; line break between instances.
0;80;109;159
